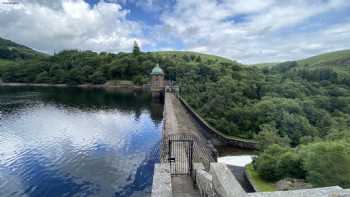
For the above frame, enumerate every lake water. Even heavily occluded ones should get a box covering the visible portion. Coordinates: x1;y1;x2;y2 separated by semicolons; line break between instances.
0;86;163;197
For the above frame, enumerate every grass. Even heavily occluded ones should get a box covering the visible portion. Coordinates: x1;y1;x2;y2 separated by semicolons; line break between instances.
248;49;350;70
298;49;350;67
154;51;234;63
246;164;276;192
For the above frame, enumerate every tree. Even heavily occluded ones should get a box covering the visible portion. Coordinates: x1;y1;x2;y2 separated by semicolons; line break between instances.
255;123;291;150
89;71;106;84
132;41;141;55
300;140;350;188
255;144;305;181
35;71;50;83
255;144;286;181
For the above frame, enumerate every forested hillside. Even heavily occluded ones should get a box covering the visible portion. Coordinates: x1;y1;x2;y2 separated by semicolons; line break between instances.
0;40;234;85
1;38;350;187
178;50;350;188
0;37;46;60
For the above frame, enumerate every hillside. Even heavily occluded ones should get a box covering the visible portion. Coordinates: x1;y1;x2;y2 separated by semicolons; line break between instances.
154;51;234;64
178;48;350;188
249;62;278;68
249;49;350;69
298;49;350;67
0;37;47;61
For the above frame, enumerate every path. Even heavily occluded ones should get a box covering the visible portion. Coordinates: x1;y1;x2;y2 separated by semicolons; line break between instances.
161;93;216;168
160;92;218;197
168;93;207;141
172;176;201;197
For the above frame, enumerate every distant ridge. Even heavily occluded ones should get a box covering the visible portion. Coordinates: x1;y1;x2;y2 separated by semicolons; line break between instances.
0;37;47;61
153;51;235;63
1;36;349;68
248;49;350;69
298;49;350;67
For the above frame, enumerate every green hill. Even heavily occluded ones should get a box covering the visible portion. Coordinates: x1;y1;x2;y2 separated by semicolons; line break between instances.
154;51;234;64
298;49;350;67
250;62;279;68
0;37;47;61
249;50;350;69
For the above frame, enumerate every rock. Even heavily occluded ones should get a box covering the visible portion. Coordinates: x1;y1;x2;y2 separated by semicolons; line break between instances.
276;178;313;191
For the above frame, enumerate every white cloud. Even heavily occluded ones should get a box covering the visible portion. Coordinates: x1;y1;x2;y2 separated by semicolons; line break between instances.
160;0;350;63
0;0;350;63
0;0;142;53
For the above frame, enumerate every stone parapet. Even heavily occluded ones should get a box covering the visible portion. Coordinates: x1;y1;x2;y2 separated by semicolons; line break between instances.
210;163;247;197
151;163;172;197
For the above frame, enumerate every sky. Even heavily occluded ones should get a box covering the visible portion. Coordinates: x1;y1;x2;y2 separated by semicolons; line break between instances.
0;0;350;64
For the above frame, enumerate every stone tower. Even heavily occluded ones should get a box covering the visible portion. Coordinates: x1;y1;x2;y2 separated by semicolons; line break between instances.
150;64;165;95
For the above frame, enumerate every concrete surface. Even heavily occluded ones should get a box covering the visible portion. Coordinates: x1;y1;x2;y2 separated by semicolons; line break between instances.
172;176;201;197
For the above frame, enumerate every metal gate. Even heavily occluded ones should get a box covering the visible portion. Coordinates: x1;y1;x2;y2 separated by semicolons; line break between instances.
168;139;193;175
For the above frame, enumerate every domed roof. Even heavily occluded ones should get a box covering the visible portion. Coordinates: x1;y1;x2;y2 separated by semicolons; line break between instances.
151;64;164;75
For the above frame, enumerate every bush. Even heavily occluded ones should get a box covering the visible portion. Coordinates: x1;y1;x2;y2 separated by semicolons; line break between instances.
255;144;305;181
279;151;305;179
300;140;350;188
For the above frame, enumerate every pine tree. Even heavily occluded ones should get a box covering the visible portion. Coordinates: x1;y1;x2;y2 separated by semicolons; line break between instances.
132;41;141;55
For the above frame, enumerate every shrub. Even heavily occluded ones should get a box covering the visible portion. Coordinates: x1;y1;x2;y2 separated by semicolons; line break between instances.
300;140;350;188
255;144;305;181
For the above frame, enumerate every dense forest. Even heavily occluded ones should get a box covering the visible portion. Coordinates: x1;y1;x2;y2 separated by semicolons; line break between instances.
1;37;350;188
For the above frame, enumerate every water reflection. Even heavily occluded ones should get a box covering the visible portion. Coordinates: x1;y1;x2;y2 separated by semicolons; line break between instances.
0;86;163;197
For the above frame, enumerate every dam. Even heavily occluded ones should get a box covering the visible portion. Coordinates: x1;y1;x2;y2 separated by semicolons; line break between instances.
151;91;350;197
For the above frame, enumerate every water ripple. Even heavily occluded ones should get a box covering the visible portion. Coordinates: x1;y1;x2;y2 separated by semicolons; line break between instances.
0;87;163;197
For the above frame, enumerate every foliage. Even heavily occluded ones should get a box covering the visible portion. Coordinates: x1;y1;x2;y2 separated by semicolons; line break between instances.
300;140;350;188
255;144;304;181
255;124;291;150
132;41;141;55
0;37;46;60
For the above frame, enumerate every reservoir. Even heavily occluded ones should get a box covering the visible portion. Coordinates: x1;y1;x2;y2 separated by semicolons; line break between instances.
0;86;163;197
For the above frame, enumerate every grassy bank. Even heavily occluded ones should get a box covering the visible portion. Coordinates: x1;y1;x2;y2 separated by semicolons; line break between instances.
246;164;276;192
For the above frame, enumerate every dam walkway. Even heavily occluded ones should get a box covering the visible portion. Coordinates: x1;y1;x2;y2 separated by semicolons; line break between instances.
159;92;216;196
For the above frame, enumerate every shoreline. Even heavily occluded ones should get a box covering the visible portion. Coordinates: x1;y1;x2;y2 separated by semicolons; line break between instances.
0;82;145;90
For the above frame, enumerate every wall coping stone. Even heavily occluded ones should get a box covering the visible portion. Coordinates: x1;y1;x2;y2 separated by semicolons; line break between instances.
210;163;247;197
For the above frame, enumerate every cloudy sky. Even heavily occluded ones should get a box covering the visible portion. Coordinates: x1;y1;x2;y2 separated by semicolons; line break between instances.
0;0;350;63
